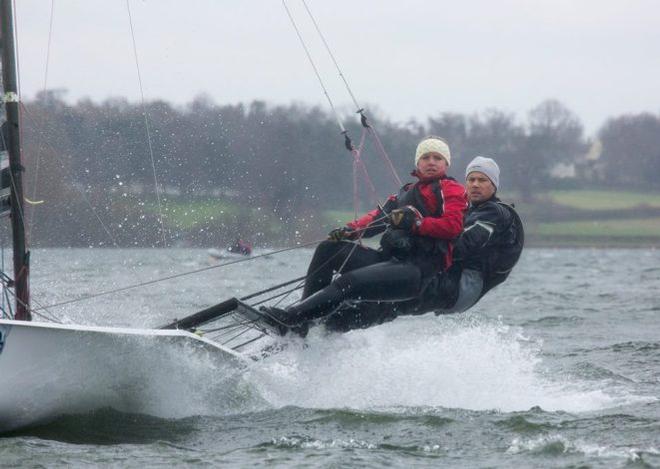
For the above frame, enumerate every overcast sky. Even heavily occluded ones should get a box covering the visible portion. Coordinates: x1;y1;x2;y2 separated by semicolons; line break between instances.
16;0;660;135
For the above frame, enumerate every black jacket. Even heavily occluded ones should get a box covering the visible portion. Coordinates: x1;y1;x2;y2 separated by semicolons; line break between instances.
417;195;524;311
453;195;524;296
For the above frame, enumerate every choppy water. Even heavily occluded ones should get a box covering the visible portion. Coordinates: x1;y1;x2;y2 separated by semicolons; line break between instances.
1;248;659;468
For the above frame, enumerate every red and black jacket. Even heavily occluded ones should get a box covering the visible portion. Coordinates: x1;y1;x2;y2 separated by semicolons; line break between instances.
348;172;467;272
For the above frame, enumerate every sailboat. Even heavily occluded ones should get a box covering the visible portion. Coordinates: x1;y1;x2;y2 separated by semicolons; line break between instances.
0;0;279;432
0;0;525;432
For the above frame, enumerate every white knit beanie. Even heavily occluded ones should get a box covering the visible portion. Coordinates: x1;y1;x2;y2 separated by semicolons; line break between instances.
465;156;500;190
415;137;451;166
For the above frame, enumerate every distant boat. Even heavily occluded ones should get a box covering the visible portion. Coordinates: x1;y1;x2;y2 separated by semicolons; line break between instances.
207;239;253;261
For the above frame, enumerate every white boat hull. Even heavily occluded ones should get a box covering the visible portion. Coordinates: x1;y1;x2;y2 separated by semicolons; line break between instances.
0;319;245;432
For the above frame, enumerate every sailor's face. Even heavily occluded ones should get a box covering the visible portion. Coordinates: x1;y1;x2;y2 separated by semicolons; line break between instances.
417;152;448;178
466;171;496;203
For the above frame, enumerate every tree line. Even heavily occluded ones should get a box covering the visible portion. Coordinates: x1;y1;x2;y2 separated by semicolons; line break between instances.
15;90;660;246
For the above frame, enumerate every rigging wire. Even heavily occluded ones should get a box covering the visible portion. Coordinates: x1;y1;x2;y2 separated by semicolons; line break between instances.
27;0;55;241
0;273;62;323
300;0;360;112
212;319;256;343
229;333;267;351
191;223;391;347
240;275;307;302
41;0;55;92
271;219;389;308
173;218;391;346
33;239;325;311
281;0;348;137
253;284;303;307
125;0;167;248
20;103;149;288
282;1;381;214
282;0;399;219
300;0;402;187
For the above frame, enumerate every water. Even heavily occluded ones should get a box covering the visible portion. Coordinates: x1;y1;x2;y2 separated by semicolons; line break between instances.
1;248;659;468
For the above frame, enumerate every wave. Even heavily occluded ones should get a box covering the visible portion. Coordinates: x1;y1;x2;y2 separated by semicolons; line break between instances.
4;408;196;444
507;432;659;462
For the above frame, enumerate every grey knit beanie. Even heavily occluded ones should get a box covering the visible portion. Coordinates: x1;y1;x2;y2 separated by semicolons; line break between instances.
465;156;500;189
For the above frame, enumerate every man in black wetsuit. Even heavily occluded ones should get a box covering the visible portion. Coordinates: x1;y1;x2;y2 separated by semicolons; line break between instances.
419;156;524;315
321;156;524;332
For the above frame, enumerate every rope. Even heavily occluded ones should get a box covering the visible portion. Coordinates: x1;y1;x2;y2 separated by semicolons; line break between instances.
125;0;167;248
352;129;378;210
368;125;403;187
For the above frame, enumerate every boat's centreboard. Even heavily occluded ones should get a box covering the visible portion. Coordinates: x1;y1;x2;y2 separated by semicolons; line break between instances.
0;319;247;432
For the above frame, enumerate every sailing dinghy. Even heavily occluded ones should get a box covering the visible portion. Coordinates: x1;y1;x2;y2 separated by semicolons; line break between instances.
0;0;439;431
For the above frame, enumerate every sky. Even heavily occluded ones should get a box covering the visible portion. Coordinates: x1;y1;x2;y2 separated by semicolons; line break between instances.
16;0;660;135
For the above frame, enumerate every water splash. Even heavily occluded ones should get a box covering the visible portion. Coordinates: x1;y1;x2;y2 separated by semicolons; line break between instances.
246;314;631;413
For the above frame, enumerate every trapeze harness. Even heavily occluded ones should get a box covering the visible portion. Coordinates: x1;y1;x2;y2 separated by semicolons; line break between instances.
379;178;452;276
430;200;525;314
273;177;458;332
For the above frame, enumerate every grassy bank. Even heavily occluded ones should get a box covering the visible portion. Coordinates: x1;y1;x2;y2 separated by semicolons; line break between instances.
137;190;660;248
547;190;660;211
325;190;660;247
522;190;660;246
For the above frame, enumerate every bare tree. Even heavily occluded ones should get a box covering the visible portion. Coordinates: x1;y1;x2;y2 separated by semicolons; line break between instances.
520;99;586;200
598;113;660;189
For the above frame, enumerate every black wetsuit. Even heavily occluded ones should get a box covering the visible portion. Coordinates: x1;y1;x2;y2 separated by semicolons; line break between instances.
285;240;422;325
322;195;524;332
269;176;466;331
422;195;524;314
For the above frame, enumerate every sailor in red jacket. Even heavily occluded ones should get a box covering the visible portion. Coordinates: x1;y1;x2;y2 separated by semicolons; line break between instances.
262;136;468;336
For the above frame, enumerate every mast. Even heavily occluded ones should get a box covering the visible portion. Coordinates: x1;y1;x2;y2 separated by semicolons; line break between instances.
0;0;30;320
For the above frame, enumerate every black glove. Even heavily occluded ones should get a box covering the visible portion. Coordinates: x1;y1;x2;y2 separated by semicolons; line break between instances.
389;205;423;232
328;226;355;241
